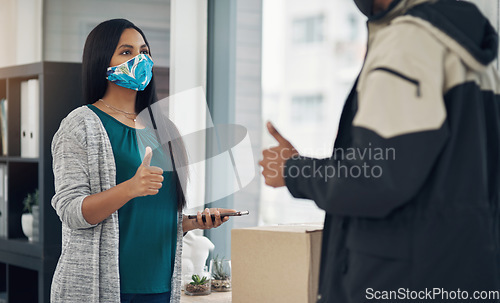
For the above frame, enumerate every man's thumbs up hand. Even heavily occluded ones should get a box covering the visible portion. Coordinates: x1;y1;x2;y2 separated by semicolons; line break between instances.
267;122;289;146
259;122;299;188
129;146;164;198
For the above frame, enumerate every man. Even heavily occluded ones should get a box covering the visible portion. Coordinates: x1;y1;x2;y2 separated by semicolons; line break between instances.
260;0;500;302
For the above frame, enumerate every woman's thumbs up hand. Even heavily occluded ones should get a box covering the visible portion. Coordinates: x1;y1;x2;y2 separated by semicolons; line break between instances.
129;146;164;197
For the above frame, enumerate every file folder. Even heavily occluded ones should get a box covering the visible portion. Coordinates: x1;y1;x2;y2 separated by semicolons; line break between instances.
21;79;39;158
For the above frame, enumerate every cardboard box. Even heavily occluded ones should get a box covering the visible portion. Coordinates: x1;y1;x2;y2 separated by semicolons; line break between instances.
231;224;323;303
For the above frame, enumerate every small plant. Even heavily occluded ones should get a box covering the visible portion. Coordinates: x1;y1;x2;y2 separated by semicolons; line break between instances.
212;255;229;280
211;255;231;292
185;274;211;296
23;189;39;214
190;274;208;286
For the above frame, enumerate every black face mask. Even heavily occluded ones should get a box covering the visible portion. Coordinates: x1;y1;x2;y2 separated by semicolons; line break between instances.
354;0;374;17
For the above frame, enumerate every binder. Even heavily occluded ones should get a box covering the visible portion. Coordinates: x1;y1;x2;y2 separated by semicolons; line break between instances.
0;164;7;238
0;98;7;156
21;79;39;158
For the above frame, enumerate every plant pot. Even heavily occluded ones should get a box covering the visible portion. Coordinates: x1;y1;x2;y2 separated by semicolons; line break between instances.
184;267;211;296
211;278;231;292
21;213;33;241
185;282;211;296
210;259;231;292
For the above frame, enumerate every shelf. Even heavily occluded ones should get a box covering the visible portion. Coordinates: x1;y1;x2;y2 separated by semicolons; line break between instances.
8;157;39;163
0;238;42;258
0;251;40;271
0;61;83;303
0;62;42;79
0;157;39;163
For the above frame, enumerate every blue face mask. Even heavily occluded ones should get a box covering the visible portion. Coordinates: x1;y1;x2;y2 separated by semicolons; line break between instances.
106;54;154;91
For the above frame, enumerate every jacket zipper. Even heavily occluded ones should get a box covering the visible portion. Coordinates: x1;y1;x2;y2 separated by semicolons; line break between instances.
370;67;421;97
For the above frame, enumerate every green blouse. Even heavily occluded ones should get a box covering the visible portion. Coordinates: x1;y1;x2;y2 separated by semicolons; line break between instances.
88;105;178;294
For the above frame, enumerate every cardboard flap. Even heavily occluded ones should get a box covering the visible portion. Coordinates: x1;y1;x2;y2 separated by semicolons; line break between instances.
241;223;323;234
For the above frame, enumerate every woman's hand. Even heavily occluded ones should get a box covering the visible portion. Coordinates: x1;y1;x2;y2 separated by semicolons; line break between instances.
127;146;164;198
81;147;164;225
183;208;236;233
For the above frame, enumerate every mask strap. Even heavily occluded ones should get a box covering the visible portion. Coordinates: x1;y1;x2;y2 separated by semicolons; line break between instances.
146;105;186;205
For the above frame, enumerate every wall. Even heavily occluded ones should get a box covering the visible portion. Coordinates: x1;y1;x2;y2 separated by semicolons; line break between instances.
169;0;207;217
43;0;170;67
231;0;263;228
0;0;42;68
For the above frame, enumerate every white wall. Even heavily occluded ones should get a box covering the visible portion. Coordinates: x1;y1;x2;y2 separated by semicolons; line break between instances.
0;0;170;68
232;0;263;228
169;0;207;217
0;0;42;68
43;0;170;66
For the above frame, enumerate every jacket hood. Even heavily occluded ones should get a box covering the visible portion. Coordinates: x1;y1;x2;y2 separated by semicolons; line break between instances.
408;0;498;68
372;0;498;69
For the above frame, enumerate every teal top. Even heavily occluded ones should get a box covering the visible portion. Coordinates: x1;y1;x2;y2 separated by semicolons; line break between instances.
88;104;178;294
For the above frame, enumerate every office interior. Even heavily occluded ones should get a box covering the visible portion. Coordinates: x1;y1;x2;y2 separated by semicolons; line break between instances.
0;0;498;302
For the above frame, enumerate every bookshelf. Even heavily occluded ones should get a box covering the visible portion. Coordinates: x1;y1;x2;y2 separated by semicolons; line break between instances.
0;62;82;303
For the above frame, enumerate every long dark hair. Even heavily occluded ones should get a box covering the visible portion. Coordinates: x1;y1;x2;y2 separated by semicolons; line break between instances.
82;19;188;211
82;18;155;112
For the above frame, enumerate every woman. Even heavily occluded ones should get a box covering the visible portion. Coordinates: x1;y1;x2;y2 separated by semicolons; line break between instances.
51;19;232;303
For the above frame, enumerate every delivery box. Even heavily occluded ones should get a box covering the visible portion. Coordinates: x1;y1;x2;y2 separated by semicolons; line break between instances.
231;224;323;303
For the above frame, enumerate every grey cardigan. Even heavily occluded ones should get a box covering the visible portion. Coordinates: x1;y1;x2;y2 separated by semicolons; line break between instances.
50;106;183;303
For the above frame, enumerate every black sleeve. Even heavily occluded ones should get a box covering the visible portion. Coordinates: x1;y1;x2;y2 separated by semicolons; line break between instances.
284;125;448;218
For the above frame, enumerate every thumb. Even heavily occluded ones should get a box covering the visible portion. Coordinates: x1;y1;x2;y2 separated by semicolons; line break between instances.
142;146;153;167
267;122;288;145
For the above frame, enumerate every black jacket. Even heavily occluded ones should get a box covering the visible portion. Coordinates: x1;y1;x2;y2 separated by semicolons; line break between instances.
284;0;500;302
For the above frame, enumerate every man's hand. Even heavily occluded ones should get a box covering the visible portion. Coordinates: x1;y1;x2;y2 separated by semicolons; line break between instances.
259;122;299;188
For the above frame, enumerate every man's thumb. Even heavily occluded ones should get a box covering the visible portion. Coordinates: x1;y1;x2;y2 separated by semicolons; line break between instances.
142;146;153;167
267;122;288;145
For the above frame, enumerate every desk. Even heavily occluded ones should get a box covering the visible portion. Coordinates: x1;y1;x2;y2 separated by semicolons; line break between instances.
181;291;231;302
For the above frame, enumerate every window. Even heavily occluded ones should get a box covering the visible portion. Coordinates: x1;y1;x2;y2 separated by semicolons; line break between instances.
261;0;367;225
291;94;323;124
292;15;324;44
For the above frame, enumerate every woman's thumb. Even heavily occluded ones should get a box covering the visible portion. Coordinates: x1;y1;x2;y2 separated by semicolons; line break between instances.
142;146;153;167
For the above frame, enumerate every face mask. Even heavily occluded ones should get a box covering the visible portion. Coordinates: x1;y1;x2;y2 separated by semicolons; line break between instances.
354;0;374;17
106;54;154;91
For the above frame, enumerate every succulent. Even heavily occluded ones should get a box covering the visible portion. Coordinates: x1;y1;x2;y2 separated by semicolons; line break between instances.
190;274;208;286
23;189;39;214
212;255;230;280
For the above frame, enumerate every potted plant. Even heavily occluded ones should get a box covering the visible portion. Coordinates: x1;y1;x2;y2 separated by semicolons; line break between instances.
210;255;231;292
185;274;211;296
21;189;39;242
